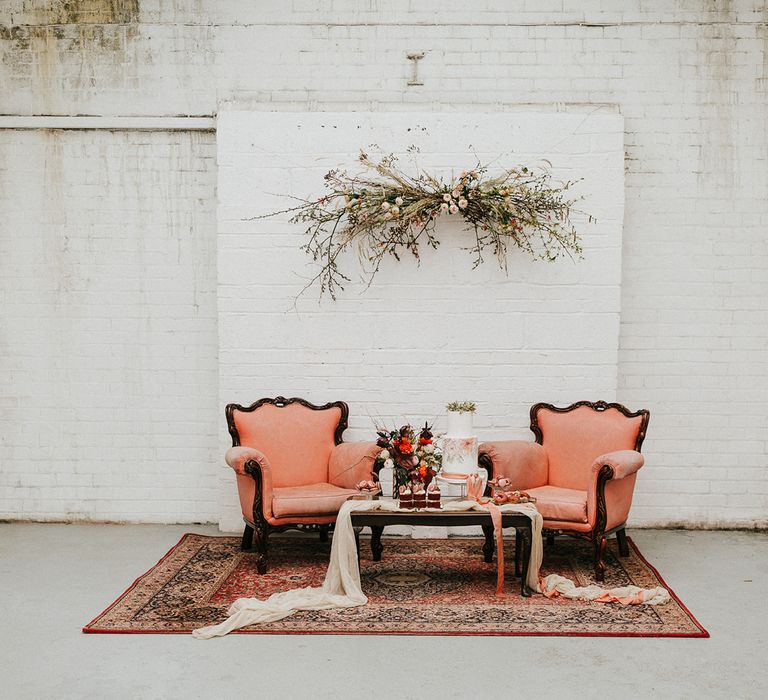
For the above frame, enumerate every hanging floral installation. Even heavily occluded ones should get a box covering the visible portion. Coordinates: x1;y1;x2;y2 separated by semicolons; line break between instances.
256;149;587;299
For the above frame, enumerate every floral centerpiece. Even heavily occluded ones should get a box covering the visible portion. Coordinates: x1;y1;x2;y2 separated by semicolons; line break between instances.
375;423;442;496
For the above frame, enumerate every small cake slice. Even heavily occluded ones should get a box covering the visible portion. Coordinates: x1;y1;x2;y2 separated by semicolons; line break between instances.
427;482;441;509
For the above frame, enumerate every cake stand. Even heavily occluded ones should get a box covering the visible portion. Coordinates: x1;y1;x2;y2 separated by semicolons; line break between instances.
436;468;488;498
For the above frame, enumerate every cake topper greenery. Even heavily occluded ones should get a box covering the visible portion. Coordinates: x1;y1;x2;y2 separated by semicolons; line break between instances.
446;401;477;413
257;149;586;299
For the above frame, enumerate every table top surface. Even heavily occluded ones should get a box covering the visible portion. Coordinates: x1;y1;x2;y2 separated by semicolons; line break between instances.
347;498;532;525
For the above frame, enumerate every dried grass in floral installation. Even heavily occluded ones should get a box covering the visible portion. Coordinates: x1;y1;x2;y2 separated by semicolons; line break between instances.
257;150;586;299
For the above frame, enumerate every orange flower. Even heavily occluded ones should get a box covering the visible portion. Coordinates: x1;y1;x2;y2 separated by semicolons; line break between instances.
419;465;428;478
399;442;413;454
419;437;432;445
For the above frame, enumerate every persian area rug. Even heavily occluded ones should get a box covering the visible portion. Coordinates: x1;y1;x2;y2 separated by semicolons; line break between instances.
83;534;708;637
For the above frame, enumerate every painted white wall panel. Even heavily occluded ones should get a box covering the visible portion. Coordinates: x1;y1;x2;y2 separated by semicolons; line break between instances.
216;110;625;531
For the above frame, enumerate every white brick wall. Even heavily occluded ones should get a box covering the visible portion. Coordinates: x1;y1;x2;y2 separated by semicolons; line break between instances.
0;0;765;526
0;129;219;522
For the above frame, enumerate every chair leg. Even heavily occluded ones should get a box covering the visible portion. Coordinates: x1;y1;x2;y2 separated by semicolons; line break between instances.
319;525;329;542
254;522;269;574
241;524;254;551
594;536;607;582
546;534;555;547
616;527;630;557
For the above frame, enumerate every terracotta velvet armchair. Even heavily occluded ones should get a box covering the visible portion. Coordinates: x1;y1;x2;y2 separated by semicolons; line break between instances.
225;396;381;573
479;401;650;580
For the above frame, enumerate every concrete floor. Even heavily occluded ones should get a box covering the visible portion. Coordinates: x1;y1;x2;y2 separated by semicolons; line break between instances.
0;525;766;700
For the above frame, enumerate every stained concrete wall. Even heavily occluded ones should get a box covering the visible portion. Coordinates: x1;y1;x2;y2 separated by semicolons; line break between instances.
0;1;766;526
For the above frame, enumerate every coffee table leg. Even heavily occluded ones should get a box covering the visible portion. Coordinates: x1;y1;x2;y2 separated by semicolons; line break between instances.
514;528;522;577
481;523;495;563
519;526;532;597
371;525;384;561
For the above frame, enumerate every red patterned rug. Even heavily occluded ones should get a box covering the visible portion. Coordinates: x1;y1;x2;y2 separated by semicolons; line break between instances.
83;534;708;637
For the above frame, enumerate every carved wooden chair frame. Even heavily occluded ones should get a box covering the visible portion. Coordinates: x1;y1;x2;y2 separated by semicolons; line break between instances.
225;396;349;573
480;400;650;580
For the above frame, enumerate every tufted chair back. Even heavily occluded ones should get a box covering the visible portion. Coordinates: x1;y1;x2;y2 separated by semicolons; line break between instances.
227;398;346;488
533;403;646;491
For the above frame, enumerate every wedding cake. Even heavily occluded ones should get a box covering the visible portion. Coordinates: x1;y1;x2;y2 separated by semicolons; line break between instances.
441;408;479;476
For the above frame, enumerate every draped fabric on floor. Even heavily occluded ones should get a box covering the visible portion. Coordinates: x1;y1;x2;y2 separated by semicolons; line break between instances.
192;499;543;639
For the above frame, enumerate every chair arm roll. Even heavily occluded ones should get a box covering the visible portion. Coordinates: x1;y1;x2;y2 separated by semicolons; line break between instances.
591;450;644;480
225;446;271;476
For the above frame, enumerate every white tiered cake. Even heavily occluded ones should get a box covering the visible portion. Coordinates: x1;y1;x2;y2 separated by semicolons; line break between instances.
441;411;479;477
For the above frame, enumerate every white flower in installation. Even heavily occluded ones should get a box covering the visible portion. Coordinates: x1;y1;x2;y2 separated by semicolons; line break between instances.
442;193;452;202
451;189;460;199
424;443;434;454
383;212;393;220
395;197;403;206
381;202;390;211
391;206;400;215
449;203;459;214
440;202;449;212
458;198;468;209
380;449;390;460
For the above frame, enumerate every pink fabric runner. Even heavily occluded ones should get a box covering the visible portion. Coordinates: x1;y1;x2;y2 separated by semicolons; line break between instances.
466;473;506;596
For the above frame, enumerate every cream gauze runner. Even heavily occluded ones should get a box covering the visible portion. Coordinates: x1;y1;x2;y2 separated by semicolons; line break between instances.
193;499;542;639
540;574;670;605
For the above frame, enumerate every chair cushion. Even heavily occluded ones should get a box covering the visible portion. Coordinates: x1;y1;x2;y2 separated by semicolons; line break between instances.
526;485;588;523
233;403;341;488
538;405;644;491
271;483;358;519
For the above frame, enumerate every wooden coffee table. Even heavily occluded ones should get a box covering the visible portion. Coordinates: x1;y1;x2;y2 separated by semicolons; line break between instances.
349;501;533;596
